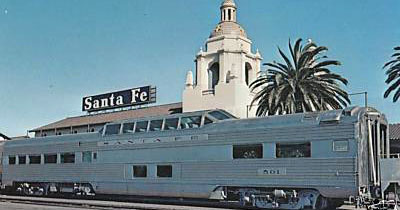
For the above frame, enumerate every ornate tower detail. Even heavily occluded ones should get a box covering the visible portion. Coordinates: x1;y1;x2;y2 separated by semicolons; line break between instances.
220;0;237;22
183;0;262;118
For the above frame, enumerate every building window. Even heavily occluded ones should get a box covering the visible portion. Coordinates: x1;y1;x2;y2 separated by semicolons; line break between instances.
164;118;179;130
82;151;92;163
18;155;26;164
8;156;16;165
93;152;97;160
44;154;57;164
135;121;148;133
333;140;349;152
149;120;163;131
29;155;41;164
276;142;311;158
105;124;121;135
122;122;135;134
61;153;75;163
180;116;202;129
157;165;172;178
133;165;147;178
233;144;263;159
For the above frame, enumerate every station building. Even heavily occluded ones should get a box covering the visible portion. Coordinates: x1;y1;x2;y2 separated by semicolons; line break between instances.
390;124;400;153
26;0;400;146
29;0;262;138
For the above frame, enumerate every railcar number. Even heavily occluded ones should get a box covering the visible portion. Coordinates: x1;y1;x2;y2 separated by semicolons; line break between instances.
257;168;286;176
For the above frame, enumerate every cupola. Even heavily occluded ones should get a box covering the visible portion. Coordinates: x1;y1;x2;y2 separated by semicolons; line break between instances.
220;0;237;22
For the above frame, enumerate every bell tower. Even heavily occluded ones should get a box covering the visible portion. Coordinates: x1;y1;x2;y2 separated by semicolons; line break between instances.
183;0;262;118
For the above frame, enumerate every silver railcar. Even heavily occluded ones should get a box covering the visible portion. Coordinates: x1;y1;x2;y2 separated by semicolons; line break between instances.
0;107;392;209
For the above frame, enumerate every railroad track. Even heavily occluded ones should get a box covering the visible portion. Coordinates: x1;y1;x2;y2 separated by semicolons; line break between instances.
0;194;243;210
0;194;361;210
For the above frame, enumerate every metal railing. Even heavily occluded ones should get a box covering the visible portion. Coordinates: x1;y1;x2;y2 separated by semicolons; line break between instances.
380;153;400;159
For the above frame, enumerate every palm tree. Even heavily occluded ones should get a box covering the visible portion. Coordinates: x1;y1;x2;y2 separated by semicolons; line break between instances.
383;46;400;102
250;38;350;116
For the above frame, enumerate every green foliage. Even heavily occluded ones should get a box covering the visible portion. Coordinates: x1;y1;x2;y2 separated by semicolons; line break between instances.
383;46;400;102
250;38;350;116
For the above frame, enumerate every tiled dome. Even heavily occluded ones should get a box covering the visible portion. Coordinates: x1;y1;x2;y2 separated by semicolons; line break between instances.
221;0;236;8
210;21;247;38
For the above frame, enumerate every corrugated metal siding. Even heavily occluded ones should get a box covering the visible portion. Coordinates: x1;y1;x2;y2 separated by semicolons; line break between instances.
3;163;124;182
181;158;357;187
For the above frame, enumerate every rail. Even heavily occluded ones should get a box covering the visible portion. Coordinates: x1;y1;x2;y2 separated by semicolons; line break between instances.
0;194;238;210
380;153;400;159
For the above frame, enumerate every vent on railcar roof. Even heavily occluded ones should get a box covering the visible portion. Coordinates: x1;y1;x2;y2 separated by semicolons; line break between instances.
319;110;343;124
343;106;361;116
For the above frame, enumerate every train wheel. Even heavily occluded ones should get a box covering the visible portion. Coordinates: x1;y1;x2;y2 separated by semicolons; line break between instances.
315;195;328;210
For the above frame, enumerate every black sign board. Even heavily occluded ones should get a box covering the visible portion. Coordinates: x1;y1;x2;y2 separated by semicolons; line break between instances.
82;86;156;112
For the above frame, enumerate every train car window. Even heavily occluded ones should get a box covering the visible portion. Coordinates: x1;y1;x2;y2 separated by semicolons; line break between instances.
29;155;41;164
105;124;121;135
164;118;179;130
133;165;147;178
61;153;75;164
157;165;172;178
333;140;349;152
204;117;213;125
276;142;311;158
122;123;135;134
180;116;202;129
18;155;26;164
44;154;57;164
149;120;163;131
233;144;263;159
82;151;92;163
135;121;148;133
8;156;16;165
209;111;230;120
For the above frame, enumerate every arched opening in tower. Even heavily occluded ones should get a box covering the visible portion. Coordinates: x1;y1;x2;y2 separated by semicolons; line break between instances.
208;62;220;90
245;62;253;86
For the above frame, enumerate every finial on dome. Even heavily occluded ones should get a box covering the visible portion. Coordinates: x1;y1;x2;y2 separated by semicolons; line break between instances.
185;70;194;89
255;49;262;59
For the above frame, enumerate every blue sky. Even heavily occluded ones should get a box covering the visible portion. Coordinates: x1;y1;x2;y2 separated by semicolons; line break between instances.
0;0;399;136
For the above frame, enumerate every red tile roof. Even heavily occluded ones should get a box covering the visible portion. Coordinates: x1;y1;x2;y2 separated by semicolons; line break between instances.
390;123;400;140
30;102;182;132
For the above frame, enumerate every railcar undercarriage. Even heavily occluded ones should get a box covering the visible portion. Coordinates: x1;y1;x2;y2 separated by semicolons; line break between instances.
219;187;333;209
13;182;95;196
